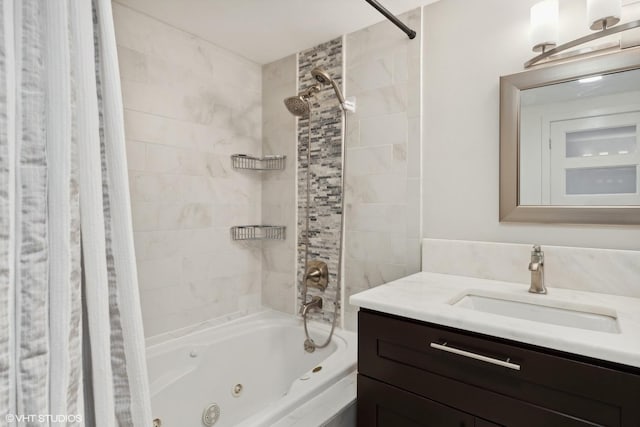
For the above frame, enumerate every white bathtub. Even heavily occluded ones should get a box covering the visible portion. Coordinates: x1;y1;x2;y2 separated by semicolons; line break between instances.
146;310;357;427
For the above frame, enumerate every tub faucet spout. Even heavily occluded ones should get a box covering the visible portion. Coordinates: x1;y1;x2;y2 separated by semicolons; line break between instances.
301;296;323;317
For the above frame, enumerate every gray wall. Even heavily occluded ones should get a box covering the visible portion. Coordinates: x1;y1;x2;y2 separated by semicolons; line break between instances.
422;0;640;250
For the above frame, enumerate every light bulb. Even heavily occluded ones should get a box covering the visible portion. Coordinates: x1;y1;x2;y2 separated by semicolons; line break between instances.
578;75;603;83
530;0;559;53
587;0;622;31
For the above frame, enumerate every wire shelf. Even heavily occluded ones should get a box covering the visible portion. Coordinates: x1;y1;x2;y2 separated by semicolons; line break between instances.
231;154;286;170
231;225;286;241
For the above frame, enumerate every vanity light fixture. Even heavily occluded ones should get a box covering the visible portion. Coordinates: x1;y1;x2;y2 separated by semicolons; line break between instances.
525;0;640;68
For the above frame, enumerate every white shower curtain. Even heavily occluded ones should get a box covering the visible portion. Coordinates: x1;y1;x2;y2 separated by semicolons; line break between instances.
0;0;152;425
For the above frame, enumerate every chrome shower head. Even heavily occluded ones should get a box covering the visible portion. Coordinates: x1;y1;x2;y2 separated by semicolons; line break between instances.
283;85;320;117
284;96;310;117
310;67;346;105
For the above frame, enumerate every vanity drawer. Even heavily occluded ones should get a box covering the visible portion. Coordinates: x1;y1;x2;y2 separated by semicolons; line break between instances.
358;374;476;427
358;309;640;427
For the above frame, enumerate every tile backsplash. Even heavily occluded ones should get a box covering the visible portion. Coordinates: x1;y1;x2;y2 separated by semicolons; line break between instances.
422;238;640;299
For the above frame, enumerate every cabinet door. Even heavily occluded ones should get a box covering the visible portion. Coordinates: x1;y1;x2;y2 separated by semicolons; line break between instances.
357;375;474;427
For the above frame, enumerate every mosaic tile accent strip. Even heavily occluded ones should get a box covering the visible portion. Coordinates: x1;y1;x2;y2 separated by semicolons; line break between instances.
297;37;344;324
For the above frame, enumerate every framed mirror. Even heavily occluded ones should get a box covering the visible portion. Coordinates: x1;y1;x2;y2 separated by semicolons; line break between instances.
500;48;640;225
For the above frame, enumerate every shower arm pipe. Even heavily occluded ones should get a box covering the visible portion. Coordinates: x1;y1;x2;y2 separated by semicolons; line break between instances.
364;0;416;39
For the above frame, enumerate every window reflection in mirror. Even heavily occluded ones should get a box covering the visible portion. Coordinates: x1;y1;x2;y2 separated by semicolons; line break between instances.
519;68;640;206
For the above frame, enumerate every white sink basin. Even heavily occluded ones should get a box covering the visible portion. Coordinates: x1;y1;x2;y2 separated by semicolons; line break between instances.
452;293;620;334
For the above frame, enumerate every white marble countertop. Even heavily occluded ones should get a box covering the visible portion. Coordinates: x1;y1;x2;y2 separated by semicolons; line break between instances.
349;272;640;369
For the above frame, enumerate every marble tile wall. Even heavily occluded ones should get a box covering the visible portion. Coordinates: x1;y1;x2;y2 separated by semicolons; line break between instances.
297;38;344;324
260;12;425;329
343;9;423;331
262;55;298;314
422;238;640;299
113;3;263;337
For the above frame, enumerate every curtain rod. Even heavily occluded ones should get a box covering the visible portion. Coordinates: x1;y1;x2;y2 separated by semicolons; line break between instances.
364;0;416;39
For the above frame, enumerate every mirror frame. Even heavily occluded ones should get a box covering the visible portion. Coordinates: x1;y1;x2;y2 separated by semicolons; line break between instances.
500;47;640;225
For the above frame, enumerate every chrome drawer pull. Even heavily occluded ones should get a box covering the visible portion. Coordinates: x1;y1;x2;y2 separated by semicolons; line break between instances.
430;342;521;371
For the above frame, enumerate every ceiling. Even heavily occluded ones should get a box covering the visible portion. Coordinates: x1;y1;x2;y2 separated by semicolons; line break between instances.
114;0;440;64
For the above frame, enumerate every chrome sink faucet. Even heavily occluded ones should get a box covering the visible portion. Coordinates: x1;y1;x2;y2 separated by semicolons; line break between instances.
528;245;546;294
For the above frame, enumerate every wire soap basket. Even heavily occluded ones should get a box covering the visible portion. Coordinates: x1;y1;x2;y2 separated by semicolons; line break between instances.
231;225;286;241
231;154;286;171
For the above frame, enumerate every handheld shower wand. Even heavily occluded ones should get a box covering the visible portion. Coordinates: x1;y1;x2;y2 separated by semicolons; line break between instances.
310;67;345;104
310;67;355;112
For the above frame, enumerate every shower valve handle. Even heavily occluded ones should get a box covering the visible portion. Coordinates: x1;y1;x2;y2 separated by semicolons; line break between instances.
307;268;322;280
304;260;329;291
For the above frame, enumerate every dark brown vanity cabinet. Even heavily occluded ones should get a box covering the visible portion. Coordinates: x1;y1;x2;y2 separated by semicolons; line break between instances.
357;310;640;427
